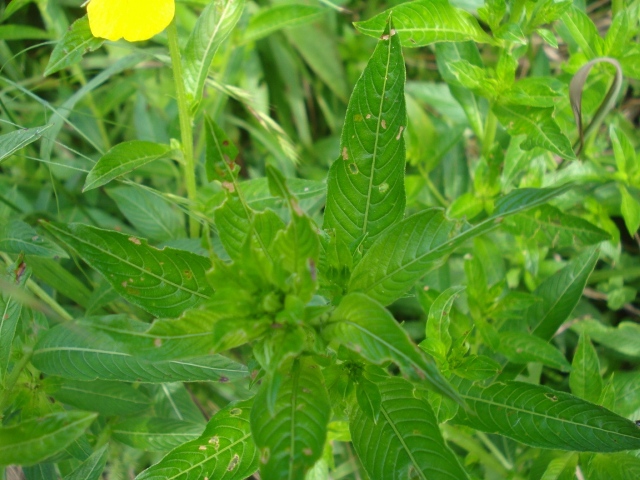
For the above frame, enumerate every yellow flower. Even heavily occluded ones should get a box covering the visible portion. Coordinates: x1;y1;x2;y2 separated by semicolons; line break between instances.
87;0;175;42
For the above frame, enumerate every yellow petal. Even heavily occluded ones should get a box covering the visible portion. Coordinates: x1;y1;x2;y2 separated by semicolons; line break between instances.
87;0;175;42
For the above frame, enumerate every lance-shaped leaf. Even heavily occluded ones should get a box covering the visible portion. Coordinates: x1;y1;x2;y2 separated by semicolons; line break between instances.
45;16;104;76
349;186;570;305
243;4;323;43
328;293;461;404
0;219;68;258
493;104;575;160
42;222;213;318
454;381;640;452
0;411;97;466
498;331;571;372
32;322;247;383
0;257;29;384
351;376;470;480
137;399;258;479
83;141;174;192
570;333;602;403
0;124;51;163
422;286;465;365
113;418;205;452
45;378;151;417
504;204;610;248
354;0;494;46
63;444;109;480
323;19;407;255
250;358;331;480
184;0;245;106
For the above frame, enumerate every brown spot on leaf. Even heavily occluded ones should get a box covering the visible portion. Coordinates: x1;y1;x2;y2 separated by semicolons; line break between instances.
128;237;141;245
228;453;240;471
396;126;405;140
381;119;387;129
154;338;162;347
342;147;349;160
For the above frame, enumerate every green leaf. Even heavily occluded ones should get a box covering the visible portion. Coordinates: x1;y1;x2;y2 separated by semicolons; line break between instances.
354;0;494;47
498;331;571;371
0;411;97;466
610;124;637;179
350;375;470;480
504;77;563;108
451;355;502;381
0;125;51;164
0;219;69;258
561;6;604;59
572;320;640;358
46;378;151;416
570;333;602;403
526;247;599;341
204;116;239;183
45;16;104;76
588;453;640;480
42;222;213;318
184;0;245;106
32;322;247;383
455;381;640;451
113;418;205;452
328;293;461;404
435;42;485;137
620;185;640;236
504;204;610;248
136;399;258;479
323;20;407;255
244;4;324;43
493;104;575;160
539;453;578;480
83;141;174;192
355;377;382;424
349;186;571;305
0;25;49;40
251;358;331;480
63;445;109;480
0;258;29;384
422;286;465;365
153;383;206;424
107;186;184;242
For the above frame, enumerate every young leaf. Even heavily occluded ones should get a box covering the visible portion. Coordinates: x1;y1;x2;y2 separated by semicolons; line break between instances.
493;104;575;160
184;0;245;106
498;332;572;372
63;444;109;480
42;222;213;318
32;322;247;383
45;16;104;76
83;141;174;192
328;292;461;405
349;186;571;305
350;376;470;480
355;377;382;424
620;186;640;236
250;358;331;480
570;333;602;403
323;19;407;256
422;286;465;365
0;412;97;466
455;380;640;451
136;399;258;480
0;219;69;258
244;4;324;43
46;378;151;416
354;0;494;46
526;247;599;341
204;116;239;183
113;418;205;451
0;125;51;164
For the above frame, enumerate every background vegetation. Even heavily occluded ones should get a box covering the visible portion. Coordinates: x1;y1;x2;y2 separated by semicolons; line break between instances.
0;0;639;479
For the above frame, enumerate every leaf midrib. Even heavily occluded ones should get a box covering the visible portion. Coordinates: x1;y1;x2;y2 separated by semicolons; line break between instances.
0;414;94;453
362;31;394;239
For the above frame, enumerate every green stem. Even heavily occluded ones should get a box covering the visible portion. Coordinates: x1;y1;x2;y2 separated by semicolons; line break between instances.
167;21;199;239
482;110;498;159
476;431;514;470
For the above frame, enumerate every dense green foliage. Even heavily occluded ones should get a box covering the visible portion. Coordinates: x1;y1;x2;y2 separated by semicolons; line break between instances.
1;0;640;479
